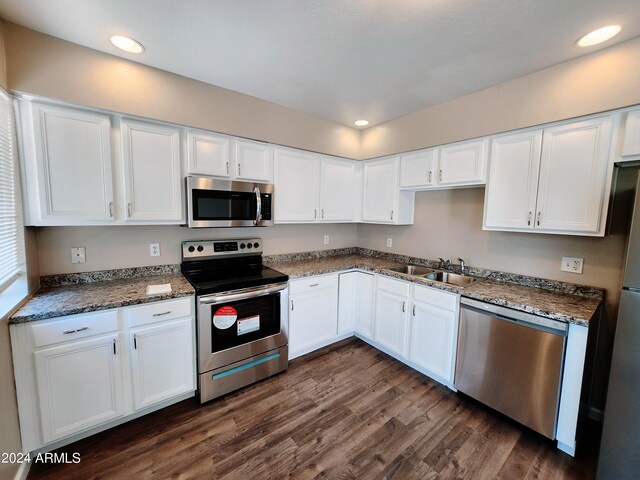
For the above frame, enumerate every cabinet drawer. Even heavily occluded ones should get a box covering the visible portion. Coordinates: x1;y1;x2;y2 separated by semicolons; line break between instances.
377;276;410;297
126;297;193;328
413;285;458;312
289;274;338;295
31;310;119;348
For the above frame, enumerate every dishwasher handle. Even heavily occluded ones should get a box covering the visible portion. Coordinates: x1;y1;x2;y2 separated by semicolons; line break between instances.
461;298;568;336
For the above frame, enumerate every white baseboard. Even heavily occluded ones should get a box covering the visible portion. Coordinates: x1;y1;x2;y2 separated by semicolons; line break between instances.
14;461;30;480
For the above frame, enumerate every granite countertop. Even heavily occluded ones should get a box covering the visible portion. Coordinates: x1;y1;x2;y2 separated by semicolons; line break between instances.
264;251;603;326
10;271;195;324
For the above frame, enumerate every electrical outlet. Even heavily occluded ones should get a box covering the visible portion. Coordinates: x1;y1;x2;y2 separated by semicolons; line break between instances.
561;256;583;274
149;243;161;257
71;247;86;264
386;238;392;248
324;235;330;245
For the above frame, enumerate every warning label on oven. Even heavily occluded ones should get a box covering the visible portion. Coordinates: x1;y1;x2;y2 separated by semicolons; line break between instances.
213;306;237;329
237;315;260;335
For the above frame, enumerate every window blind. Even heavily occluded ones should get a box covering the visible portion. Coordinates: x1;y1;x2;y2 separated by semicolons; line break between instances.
0;88;25;292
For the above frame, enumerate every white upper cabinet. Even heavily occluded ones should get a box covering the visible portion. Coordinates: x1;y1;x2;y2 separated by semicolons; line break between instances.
535;117;613;233
484;116;613;236
24;102;115;224
234;139;273;183
274;147;320;222
320;156;358;222
621;108;640;157
186;130;231;177
438;138;488;186
400;149;436;188
484;130;543;230
398;140;487;190
362;156;414;224
121;119;183;223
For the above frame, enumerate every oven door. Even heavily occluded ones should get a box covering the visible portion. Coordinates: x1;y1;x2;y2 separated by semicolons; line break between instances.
198;283;288;373
187;176;273;227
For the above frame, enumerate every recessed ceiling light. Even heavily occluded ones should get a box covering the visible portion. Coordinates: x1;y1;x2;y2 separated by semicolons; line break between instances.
354;120;369;127
110;35;145;53
576;25;621;47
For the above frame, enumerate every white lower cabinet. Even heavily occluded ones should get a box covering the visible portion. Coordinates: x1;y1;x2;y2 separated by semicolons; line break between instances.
408;288;458;384
10;297;196;452
130;317;195;410
373;277;411;357
288;274;339;359
338;271;375;340
35;333;125;443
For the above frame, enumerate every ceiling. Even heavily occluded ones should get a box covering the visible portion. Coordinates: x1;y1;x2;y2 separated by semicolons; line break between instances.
0;0;638;128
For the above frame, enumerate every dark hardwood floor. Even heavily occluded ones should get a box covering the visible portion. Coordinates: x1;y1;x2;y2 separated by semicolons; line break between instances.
28;338;600;479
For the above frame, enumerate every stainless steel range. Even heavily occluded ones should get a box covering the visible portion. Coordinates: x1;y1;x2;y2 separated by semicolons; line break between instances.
181;238;289;403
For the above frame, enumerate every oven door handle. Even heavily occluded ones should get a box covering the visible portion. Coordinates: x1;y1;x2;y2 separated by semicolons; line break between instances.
199;282;287;305
254;187;262;225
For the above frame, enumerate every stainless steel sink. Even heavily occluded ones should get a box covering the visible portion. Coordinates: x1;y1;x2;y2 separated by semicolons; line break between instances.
389;265;436;276
388;264;482;287
422;271;480;286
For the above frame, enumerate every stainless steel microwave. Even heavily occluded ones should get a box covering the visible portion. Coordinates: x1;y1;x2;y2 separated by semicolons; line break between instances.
186;176;274;227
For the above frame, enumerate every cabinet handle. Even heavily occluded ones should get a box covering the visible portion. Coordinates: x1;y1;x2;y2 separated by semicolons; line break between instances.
62;326;88;335
226;161;229;174
309;283;319;287
428;171;432;183
412;305;416;316
402;302;406;313
133;334;137;350
390;210;394;221
314;209;317;219
108;202;113;217
238;163;241;176
113;339;117;355
127;203;132;218
537;211;541;226
152;310;172;317
527;211;532;226
291;300;294;311
439;169;443;182
321;209;324;219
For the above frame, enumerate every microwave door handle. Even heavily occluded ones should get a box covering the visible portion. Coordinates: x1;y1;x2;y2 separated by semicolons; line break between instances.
254;187;262;225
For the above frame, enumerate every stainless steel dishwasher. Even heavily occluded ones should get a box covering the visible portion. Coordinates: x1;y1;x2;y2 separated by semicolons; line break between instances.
455;298;568;439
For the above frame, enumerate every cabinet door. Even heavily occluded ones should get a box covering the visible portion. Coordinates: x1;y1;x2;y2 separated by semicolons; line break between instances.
621;109;640;157
289;287;338;359
186;130;230;177
362;157;399;223
273;148;320;223
374;290;409;357
337;272;356;336
121;119;183;222
320;157;357;222
354;273;375;339
235;139;273;183
34;334;124;443
484;130;542;230
400;149;436;188
438;139;488;186
536;117;613;233
32;103;114;222
409;301;456;382
130;318;195;410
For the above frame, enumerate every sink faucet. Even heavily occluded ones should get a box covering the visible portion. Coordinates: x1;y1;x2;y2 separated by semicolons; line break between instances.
438;258;451;270
458;257;466;275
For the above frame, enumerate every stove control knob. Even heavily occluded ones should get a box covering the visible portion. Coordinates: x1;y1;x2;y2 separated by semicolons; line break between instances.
254;242;260;248
197;245;204;252
247;243;253;249
240;243;246;249
188;246;195;253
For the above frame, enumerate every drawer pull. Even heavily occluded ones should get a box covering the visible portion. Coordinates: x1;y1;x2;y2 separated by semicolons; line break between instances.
309;283;319;287
152;310;172;317
62;326;89;335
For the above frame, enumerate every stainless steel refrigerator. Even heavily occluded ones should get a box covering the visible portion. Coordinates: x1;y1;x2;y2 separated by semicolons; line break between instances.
598;174;640;479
